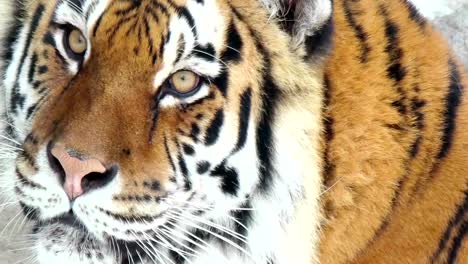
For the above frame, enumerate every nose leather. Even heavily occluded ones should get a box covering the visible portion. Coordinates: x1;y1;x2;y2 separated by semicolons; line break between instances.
51;145;106;199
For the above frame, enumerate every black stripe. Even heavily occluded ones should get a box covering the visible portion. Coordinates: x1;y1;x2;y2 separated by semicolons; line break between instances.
10;4;46;113
16;168;45;190
322;74;336;186
106;13;140;46
18;202;40;221
212;70;229;96
142;16;155;56
178;7;197;37
205;109;224;146
190;123;201;142
437;60;463;160
342;0;371;63
164;136;177;176
221;21;243;63
149;1;170;17
381;6;407;83
28;52;38;83
193;44;216;61
432;189;468;262
256;60;280;193
447;221;468;264
231;3;280;194
401;0;427;28
92;10;106;37
380;4;410;121
177;146;191;191
26;103;39;120
409;97;426;157
233;88;252;153
1;1;26;67
231;198;253;243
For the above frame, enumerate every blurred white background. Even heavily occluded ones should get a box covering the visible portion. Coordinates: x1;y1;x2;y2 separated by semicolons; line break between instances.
426;0;468;65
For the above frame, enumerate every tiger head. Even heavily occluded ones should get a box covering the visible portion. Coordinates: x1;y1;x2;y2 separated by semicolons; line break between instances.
0;0;331;262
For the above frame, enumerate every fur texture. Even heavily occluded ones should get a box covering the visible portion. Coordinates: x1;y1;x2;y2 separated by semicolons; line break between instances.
0;0;466;263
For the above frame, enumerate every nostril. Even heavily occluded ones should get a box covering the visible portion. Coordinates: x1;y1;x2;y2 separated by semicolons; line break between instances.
47;143;66;184
47;142;117;199
81;165;119;194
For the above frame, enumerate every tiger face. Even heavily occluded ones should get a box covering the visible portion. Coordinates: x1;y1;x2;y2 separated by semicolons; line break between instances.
1;0;327;263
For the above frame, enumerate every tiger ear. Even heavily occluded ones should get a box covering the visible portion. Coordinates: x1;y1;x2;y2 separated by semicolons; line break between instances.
259;0;333;48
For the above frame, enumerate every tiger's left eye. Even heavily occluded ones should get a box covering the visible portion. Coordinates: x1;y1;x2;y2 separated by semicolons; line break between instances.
169;70;201;95
64;27;87;58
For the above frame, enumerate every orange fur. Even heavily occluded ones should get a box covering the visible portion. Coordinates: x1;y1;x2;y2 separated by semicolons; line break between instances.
319;0;468;263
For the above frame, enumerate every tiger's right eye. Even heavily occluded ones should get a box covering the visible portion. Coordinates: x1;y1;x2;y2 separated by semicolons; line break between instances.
63;27;87;59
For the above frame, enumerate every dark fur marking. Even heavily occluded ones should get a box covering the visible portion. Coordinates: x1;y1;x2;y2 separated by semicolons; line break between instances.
409;98;426;157
16;168;45;190
28;52;38;83
401;0;427;28
1;1;27;66
177;146;191;191
221;21;243;63
193;44;216;62
26;103;39;120
437;59;463;160
342;0;371;63
182;143;195;156
205;110;224;146
231;199;253;243
304;16;334;60
256;61;280;193
432;189;468;263
232;88;252;153
210;161;239;196
322;74;336;187
212;70;229;96
230;2;280;194
178;7;197;37
190;123;201;142
196;161;211;174
164;136;177;174
143;180;161;191
92;10;106;37
10;4;46;114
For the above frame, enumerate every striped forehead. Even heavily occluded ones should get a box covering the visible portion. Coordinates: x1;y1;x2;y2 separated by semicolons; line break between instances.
53;0;111;35
53;0;228;87
153;0;227;89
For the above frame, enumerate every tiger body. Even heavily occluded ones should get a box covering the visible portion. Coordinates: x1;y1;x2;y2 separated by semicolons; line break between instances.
322;0;468;263
0;0;466;263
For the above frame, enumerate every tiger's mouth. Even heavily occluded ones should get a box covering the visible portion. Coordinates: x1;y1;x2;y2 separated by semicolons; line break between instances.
23;189;206;241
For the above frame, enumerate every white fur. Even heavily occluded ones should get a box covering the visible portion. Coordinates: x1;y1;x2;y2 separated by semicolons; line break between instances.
259;0;332;47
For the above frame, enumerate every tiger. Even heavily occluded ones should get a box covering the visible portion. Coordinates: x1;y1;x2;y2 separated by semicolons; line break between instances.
0;0;467;263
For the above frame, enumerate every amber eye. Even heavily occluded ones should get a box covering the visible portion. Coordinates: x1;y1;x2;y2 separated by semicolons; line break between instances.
64;27;87;58
169;70;201;95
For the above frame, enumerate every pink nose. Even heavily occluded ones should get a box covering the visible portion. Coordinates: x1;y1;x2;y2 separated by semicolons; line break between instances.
51;145;107;199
